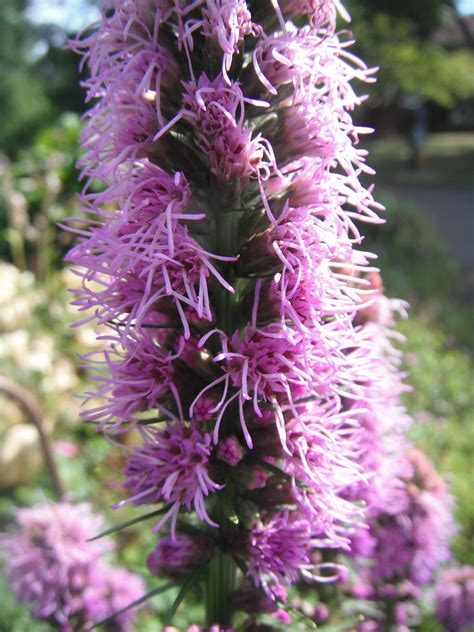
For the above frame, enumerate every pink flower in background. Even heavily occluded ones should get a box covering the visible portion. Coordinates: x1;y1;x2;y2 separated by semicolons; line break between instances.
5;502;144;630
82;562;145;631
435;566;474;632
54;441;78;458
359;448;455;588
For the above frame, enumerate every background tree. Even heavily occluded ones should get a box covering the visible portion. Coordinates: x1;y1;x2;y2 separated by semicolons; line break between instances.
0;0;86;156
0;0;51;155
348;0;474;108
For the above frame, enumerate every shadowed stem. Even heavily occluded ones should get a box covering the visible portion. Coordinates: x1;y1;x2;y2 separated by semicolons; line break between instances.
0;375;65;500
215;191;243;336
204;191;242;625
205;549;237;627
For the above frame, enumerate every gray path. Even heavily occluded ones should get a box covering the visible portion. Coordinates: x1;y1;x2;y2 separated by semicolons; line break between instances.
384;185;474;268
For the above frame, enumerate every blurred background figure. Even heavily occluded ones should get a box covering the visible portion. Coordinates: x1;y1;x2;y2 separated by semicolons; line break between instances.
402;93;429;170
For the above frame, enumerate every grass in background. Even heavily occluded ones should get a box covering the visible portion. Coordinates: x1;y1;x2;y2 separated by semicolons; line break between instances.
365;132;474;188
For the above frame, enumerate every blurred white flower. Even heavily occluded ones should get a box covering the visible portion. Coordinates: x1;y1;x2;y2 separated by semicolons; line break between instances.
42;357;78;393
0;263;40;331
26;335;55;373
0;330;29;361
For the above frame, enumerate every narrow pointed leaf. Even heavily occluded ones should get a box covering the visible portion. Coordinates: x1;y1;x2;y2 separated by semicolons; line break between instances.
164;561;209;626
136;417;169;426
316;619;361;632
107;320;180;330
88;505;172;541
88;581;175;630
235;272;278;279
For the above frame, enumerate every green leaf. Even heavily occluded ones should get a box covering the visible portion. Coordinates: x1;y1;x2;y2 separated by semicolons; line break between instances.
88;505;172;541
107;320;180;329
136;417;169;426
88;581;175;630
316;619;361;632
164;562;209;626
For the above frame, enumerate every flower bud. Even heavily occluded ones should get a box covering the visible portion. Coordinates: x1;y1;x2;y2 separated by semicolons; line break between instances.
217;435;246;466
147;533;214;580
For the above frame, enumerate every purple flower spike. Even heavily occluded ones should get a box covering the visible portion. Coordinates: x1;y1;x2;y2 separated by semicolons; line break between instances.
361;448;455;588
66;0;444;624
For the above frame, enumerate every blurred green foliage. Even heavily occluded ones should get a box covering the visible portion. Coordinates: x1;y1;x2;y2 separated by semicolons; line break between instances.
365;192;472;348
352;13;474;107
0;113;82;272
0;0;84;157
354;0;446;36
349;0;474;107
0;0;52;154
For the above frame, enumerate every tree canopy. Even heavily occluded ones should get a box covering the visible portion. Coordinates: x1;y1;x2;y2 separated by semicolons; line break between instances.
0;0;85;156
348;0;474;108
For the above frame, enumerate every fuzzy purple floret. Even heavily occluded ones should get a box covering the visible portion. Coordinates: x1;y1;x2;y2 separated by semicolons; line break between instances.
147;532;214;579
121;421;222;532
82;562;145;631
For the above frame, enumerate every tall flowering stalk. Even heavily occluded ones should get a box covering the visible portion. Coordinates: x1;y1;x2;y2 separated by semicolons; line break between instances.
349;445;455;631
362;447;454;588
67;0;389;625
336;280;456;630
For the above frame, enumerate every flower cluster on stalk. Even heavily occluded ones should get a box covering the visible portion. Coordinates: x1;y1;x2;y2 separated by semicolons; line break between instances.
4;502;145;631
349;446;455;631
435;565;474;632
65;0;437;621
324;280;456;631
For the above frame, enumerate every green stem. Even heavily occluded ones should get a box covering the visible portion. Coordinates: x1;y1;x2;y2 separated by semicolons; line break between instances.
204;550;237;627
215;197;242;335
204;190;242;625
